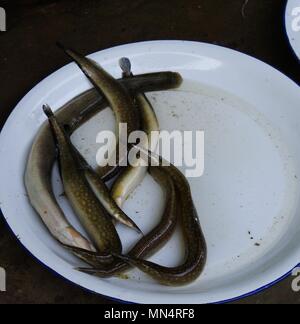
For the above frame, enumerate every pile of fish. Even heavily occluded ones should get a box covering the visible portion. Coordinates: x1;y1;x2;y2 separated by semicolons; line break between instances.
24;45;207;286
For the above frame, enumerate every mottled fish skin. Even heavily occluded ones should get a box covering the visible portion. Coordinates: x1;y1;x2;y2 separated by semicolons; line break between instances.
24;72;182;250
51;50;205;284
57;47;181;233
58;50;142;233
112;58;160;208
58;44;141;177
76;71;183;131
69;166;178;275
67;149;142;233
113;149;207;286
25;91;103;251
62;244;115;267
70;60;179;275
43;105;122;255
77;160;207;286
83;167;142;233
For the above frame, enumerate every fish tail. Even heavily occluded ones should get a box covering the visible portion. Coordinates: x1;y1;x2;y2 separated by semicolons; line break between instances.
43;104;54;118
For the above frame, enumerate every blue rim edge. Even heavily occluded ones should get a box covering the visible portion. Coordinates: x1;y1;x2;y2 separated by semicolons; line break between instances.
1;209;299;305
216;264;300;304
284;0;300;62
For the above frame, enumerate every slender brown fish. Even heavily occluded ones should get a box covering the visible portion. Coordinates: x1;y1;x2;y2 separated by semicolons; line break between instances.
43;104;122;255
68;57;206;284
76;72;183;134
112;58;160;207
25;91;102;251
79;147;207;286
55;53;206;284
58;43;140;177
113;148;207;286
62;59;179;273
25;72;182;250
57;47;181;233
65;166;178;274
82;166;142;233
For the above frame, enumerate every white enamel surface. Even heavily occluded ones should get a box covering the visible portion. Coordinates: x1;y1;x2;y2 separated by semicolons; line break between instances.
286;0;300;60
1;41;300;304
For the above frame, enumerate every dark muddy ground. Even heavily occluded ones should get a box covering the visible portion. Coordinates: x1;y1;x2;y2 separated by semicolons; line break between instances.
0;0;299;304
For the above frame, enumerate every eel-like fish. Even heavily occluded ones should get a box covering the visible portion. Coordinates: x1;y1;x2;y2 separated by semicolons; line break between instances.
64;59;206;285
77;147;207;286
25;72;182;250
58;44;140;177
111;58;160;207
43;105;122;254
116;147;207;286
82;167;142;233
61;59;179;273
65;166;178;274
52;53;206;285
